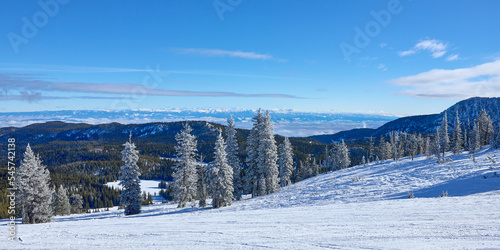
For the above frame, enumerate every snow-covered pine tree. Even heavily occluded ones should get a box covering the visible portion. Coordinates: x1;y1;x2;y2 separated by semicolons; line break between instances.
476;109;494;146
368;137;374;163
258;110;280;195
425;137;431;159
361;156;366;165
471;121;481;154
244;109;263;197
53;185;71;216
434;127;441;161
452;111;463;155
210;130;234;208
226;117;242;200
278;137;294;187
197;154;208;208
70;194;83;214
118;135;142;215
173;123;199;208
490;123;500;149
439;112;450;158
15;144;53;224
338;139;351;169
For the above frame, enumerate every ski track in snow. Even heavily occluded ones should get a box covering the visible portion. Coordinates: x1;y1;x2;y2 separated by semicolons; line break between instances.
2;148;500;249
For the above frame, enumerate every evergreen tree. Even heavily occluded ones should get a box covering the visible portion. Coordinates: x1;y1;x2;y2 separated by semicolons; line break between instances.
338;140;351;169
471;121;481;153
226;117;242;200
197;154;208;208
439;112;450;158
368;137;374;163
70;194;83;214
118;136;142;215
434;127;441;160
258;111;280;194
244;109;263;196
15;144;53;224
53;185;71;216
452;111;463;155
278;137;294;187
173;123;199;208
491;123;500;149
209;130;234;208
476;109;494;146
425;137;431;159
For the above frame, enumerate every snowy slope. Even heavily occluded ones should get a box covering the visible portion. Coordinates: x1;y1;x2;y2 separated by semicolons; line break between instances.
2;148;500;249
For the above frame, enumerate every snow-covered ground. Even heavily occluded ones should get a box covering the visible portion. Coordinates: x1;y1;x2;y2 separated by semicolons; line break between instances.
2;148;500;249
105;180;165;203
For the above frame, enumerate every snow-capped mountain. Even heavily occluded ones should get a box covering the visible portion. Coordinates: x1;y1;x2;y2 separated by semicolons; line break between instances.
312;97;500;143
0;109;397;137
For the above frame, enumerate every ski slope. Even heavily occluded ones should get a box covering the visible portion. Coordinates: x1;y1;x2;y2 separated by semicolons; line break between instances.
2;148;500;249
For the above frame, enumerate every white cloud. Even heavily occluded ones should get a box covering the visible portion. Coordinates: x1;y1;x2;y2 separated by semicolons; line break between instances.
380;43;388;48
446;54;460;61
378;64;388;71
398;39;448;59
390;59;500;99
173;48;274;60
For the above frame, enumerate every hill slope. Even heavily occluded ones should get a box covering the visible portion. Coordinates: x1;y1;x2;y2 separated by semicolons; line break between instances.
2;147;500;249
312;97;500;142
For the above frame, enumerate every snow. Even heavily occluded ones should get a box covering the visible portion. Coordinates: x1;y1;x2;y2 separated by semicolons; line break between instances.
106;180;165;203
2;148;500;249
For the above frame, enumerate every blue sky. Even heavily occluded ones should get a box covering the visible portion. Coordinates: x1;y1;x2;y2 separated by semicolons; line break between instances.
0;0;499;115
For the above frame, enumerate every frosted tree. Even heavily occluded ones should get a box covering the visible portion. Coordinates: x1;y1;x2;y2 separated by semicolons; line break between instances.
490;123;500;149
226;117;242;200
258;111;280;194
278;137;294;187
53;185;71;216
434;127;441;160
425;137;431;159
368;137;374;163
476;109;493;146
70;194;83;214
118;136;142;215
439;112;450;158
244;109;263;196
452;111;463;155
471;121;481;154
209;130;234;208
338;140;351;169
15;144;53;224
173;123;198;208
197;154;208;208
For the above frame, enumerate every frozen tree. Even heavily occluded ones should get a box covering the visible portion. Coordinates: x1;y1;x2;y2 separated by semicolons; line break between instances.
471;121;481;153
70;194;83;214
244;109;263;196
389;131;399;161
439;112;450;158
209;130;234;208
173;123;199;208
245;109;279;197
118;136;142;215
279;137;294;187
425;137;431;159
197;154;208;208
337;140;351;169
434;127;441;161
361;156;366;165
15;144;53;224
452;111;463;155
53;185;71;216
226;117;242;200
368;137;374;163
259;111;280;194
476;109;494;146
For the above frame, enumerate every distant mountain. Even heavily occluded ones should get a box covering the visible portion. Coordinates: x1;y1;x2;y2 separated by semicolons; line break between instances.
0;109;397;137
311;97;500;143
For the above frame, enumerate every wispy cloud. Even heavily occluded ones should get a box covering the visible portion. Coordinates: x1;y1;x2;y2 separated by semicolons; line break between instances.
446;54;460;61
390;59;500;99
378;64;388;71
0;73;302;101
0;63;152;74
398;39;450;59
173;48;274;60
